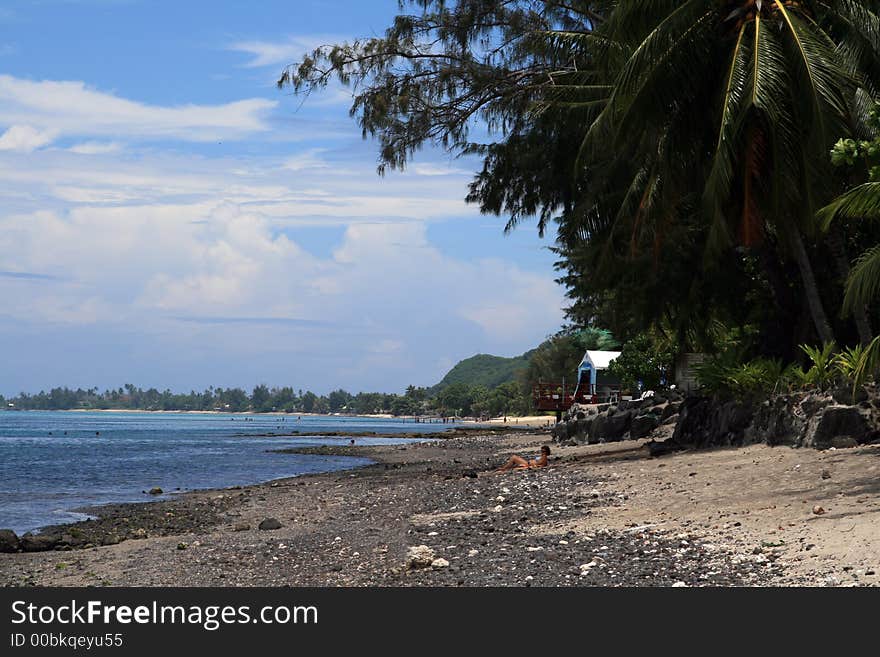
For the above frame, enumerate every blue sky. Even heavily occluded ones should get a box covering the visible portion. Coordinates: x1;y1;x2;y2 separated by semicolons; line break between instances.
0;0;566;396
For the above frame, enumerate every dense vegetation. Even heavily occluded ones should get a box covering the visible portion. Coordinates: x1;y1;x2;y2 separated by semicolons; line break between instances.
278;1;880;385
430;352;534;393
1;328;621;416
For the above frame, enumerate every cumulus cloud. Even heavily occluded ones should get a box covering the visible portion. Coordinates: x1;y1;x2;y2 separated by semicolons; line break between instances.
0;198;564;386
0;70;565;391
0;74;277;142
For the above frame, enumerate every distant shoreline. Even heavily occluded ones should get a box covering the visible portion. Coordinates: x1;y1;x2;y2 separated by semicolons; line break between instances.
1;408;556;427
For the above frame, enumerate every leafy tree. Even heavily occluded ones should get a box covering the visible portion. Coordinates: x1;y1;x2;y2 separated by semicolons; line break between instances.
251;384;273;412
312;396;330;414
278;0;880;361
606;334;674;392
328;388;353;412
300;391;318;413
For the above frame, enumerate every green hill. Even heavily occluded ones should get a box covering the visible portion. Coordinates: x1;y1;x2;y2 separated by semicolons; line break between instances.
432;352;533;393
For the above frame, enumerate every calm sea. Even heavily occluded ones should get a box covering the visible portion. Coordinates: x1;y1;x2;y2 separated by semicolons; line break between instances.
0;411;444;534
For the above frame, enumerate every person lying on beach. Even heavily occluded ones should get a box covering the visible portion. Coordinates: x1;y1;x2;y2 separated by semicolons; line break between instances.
496;445;550;472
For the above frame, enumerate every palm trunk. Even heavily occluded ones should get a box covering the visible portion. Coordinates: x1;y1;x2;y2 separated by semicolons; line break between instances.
759;242;798;359
790;228;835;345
826;226;872;345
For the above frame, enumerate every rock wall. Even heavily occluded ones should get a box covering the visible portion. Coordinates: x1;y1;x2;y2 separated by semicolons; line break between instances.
552;390;683;445
553;385;880;450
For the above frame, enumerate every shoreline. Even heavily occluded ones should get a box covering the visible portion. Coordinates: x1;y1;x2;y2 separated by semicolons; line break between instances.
2;433;878;587
2;407;556;426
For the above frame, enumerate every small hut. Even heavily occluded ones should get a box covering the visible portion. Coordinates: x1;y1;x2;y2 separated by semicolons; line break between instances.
575;350;622;402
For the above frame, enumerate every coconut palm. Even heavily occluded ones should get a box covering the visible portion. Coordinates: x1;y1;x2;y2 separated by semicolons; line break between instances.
569;0;880;345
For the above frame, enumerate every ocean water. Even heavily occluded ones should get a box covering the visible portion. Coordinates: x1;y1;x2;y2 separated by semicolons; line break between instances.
0;411;445;534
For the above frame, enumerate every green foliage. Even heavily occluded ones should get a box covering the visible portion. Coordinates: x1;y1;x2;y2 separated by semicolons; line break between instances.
852;335;880;392
800;342;838;390
605;333;674;392
431;353;531;393
279;1;880;355
694;354;805;399
435;382;488;417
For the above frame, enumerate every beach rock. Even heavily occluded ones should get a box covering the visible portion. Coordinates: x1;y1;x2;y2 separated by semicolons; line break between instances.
233;523;251;532
59;533;85;548
406;545;435;569
0;529;19;553
812;506;825;515
630;414;659;439
661;402;682;421
431;558;450;569
662;413;679;426
830;436;859;449
803;406;869;449
832;386;868;406
673;397;755;447
19;533;59;552
800;392;834;416
148;487;163;495
258;518;282;531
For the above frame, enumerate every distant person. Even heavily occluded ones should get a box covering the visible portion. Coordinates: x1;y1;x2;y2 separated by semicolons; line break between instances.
496;445;550;472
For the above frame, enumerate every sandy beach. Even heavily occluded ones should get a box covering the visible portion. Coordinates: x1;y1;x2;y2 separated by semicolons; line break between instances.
2;430;878;587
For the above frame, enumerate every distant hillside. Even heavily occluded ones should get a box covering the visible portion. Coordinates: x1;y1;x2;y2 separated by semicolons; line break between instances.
432;351;533;392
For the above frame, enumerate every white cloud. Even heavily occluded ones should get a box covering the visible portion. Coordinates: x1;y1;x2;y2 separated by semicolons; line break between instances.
230;36;345;68
68;141;123;155
282;148;331;172
0;74;277;142
0;124;57;152
411;163;471;177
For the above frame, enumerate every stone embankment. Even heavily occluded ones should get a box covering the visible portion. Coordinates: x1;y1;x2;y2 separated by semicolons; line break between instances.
552;390;683;445
552;385;880;450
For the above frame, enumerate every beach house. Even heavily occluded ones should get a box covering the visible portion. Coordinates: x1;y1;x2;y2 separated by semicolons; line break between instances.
574;350;622;402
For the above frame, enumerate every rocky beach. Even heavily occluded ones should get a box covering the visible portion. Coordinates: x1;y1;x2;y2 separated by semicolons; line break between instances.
2;429;878;587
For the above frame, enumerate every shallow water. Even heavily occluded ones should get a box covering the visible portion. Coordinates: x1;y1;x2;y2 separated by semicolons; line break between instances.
0;411;446;533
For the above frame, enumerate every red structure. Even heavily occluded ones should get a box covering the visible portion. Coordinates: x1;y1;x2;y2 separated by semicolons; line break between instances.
532;381;622;421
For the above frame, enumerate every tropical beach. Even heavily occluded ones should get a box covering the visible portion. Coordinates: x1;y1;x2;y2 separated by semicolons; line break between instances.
1;429;878;587
4;0;880;600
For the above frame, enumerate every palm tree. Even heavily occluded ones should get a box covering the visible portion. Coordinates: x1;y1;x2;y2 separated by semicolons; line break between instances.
819;177;880;314
568;0;880;345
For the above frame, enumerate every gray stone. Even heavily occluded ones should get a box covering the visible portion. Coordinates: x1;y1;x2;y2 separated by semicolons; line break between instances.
662;413;679;426
800;393;833;417
406;545;435;569
830;436;859;449
661;402;682;421
0;529;19;553
630;414;660;439
832;386;868;406
591;409;633;442
804;406;870;449
258;518;282;531
19;533;59;552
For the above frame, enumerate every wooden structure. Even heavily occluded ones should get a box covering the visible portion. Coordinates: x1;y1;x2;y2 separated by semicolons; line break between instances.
532;349;624;421
532;381;622;421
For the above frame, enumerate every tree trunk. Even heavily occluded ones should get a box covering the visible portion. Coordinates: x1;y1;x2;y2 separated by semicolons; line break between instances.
826;225;873;345
759;242;799;360
790;228;835;345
